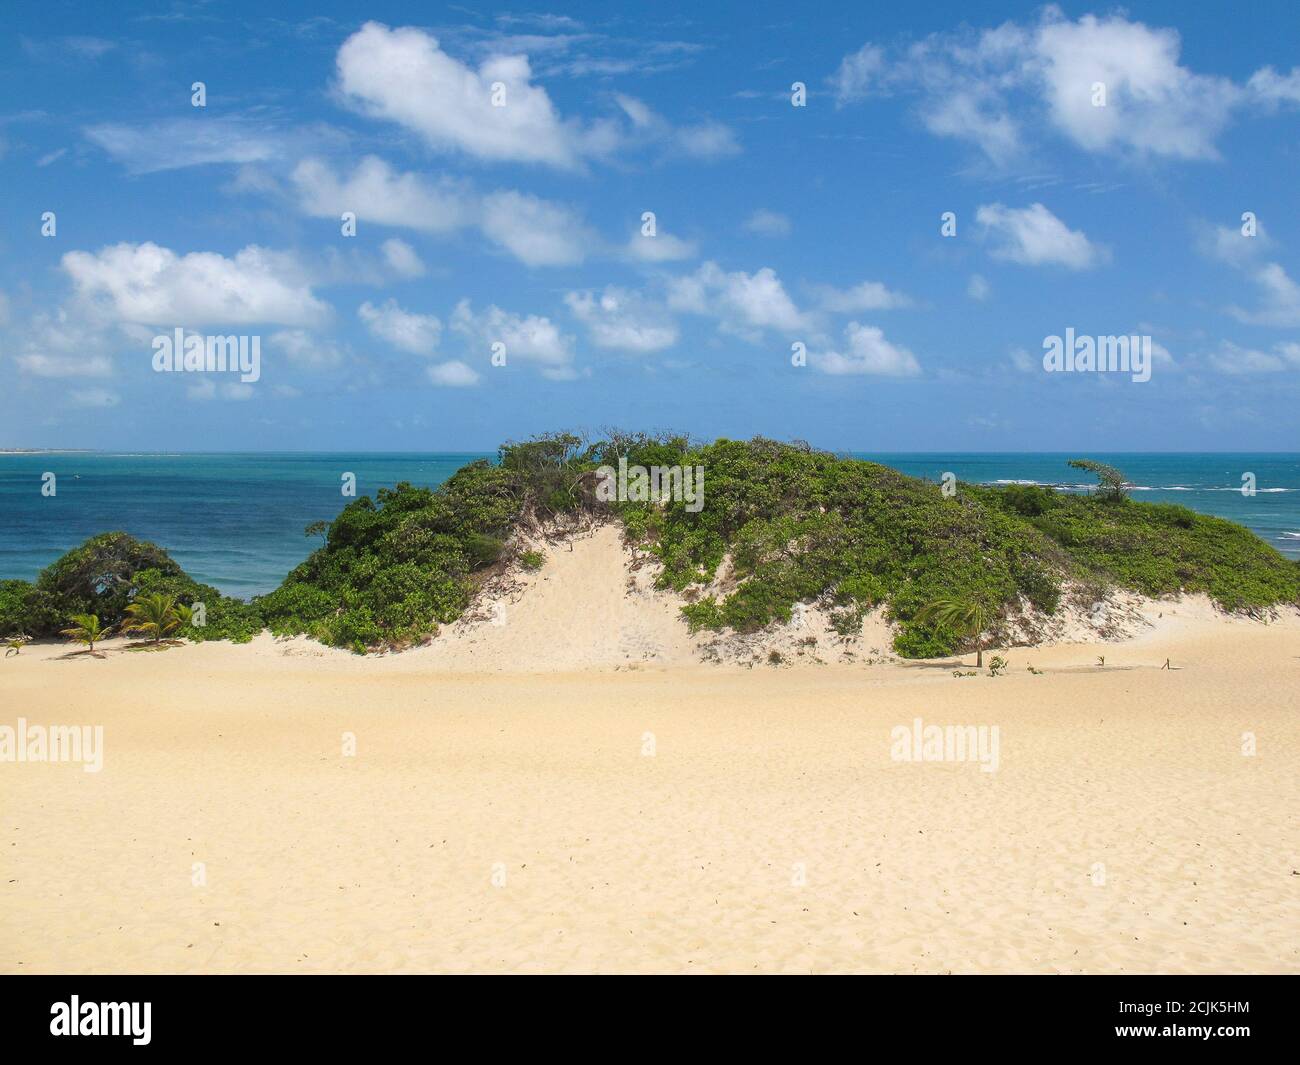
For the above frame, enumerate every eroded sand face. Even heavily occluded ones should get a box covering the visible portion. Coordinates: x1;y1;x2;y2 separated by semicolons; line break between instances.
1;534;1296;973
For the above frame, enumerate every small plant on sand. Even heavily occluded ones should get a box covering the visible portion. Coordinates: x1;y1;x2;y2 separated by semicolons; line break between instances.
987;654;1008;676
767;649;784;666
520;550;545;572
60;613;108;652
1096;655;1106;668
1027;664;1044;675
915;598;991;667
122;593;188;645
5;635;31;657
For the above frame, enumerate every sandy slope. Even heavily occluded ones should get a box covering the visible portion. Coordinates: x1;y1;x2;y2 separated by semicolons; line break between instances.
1;530;1297;974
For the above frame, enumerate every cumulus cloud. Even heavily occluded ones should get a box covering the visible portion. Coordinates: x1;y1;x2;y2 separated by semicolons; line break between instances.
829;43;886;106
13;308;114;378
967;274;991;301
623;228;697;263
829;9;1300;165
479;191;592;266
61;242;331;327
812;280;912;313
742;209;792;237
565;287;678;353
336;22;618;169
813;322;921;376
381;238;426;278
271;329;345;368
293;157;592;267
292;156;472;233
451;299;574;376
976;203;1105;269
1228;262;1300;327
1206;340;1300;375
358;299;442;355
667;261;808;338
427;360;480;387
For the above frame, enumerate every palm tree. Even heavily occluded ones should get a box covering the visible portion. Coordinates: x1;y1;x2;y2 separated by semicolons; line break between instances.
915;598;992;667
61;613;108;653
121;593;187;644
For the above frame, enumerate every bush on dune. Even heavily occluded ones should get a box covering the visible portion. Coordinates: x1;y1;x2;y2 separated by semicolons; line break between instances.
0;532;261;644
3;436;1296;658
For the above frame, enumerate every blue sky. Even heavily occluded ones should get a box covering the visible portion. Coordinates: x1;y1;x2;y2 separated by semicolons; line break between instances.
1;0;1298;452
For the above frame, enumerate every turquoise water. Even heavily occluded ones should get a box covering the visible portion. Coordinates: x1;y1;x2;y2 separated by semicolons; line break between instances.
1;451;1297;598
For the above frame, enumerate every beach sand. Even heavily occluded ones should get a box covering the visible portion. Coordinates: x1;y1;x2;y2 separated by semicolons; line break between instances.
2;528;1297;974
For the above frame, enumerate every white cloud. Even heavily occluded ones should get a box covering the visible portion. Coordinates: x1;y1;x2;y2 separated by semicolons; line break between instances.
614;94;740;160
1197;221;1271;268
358;299;442;355
451;299;574;372
623;229;697;263
1248;66;1300;108
813;280;912;313
479;191;591;266
967;274;991;300
381;238;426;278
62;242;331;326
1206;340;1300;375
976;202;1105;269
427;360;480;387
1228;262;1300;327
336;22;617;169
1034;14;1240;160
14;308;114;378
829;10;1299;166
667;261;808;337
565;287;678;353
742;209;792;237
293;157;592;267
830;43;886;105
271;329;345;368
292;156;472;234
85;117;287;174
814;322;921;376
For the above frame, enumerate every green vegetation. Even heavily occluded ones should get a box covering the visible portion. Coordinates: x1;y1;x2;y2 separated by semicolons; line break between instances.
914;599;992;667
59;613;107;652
1;436;1296;659
121;593;188;644
0;532;261;645
520;550;546;572
1067;458;1129;503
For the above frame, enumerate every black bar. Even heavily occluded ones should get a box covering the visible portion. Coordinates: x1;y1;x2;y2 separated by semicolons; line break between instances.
1;975;1291;1052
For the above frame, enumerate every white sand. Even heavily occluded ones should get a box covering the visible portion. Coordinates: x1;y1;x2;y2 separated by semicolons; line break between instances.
1;529;1297;973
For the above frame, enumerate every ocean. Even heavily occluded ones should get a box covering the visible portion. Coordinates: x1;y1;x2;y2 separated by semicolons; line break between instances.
2;451;1297;598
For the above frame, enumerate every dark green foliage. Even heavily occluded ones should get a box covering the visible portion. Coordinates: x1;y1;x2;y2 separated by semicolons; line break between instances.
520;550;545;571
255;450;581;648
1068;458;1128;503
0;532;260;643
611;438;1298;657
4;433;1295;659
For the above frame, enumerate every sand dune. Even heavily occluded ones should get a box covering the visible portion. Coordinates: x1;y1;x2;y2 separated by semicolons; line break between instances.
1;529;1297;973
